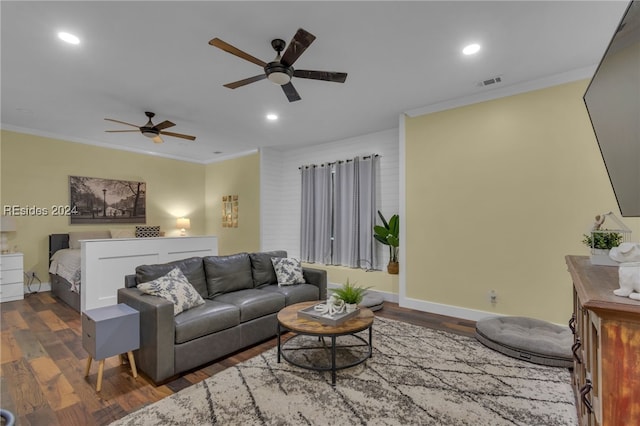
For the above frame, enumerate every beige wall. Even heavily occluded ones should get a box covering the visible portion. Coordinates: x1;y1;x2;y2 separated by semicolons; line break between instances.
205;153;260;255
405;80;640;324
0;130;206;281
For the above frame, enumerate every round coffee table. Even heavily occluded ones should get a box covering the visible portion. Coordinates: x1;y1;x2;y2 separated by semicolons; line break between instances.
277;301;374;386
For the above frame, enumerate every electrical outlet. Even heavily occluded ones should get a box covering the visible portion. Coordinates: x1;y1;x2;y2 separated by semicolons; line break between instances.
488;290;497;304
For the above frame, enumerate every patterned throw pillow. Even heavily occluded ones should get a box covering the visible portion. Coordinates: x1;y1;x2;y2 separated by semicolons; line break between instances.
137;267;205;315
271;257;306;286
135;225;161;238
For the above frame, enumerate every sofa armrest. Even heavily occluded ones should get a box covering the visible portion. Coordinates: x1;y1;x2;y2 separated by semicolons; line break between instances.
302;267;327;300
117;287;175;384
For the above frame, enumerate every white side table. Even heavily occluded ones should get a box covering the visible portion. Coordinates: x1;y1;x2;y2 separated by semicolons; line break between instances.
82;304;140;392
0;253;24;303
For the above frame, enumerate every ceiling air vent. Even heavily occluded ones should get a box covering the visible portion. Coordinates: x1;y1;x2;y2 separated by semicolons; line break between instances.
478;76;502;87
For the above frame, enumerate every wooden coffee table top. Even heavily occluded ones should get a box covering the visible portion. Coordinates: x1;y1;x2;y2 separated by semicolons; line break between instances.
278;301;374;335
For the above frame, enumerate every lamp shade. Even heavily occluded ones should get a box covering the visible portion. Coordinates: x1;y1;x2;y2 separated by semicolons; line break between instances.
0;216;17;232
176;218;190;230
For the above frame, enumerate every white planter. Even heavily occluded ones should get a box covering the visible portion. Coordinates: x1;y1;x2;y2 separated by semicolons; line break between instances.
345;303;357;313
590;249;618;267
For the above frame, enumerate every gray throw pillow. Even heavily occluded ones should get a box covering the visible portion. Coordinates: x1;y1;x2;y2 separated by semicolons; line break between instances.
271;257;306;286
137;267;205;315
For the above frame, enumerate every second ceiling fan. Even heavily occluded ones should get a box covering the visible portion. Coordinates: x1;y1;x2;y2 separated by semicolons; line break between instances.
209;28;347;102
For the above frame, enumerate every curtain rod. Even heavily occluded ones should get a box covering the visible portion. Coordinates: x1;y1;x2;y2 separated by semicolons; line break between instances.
299;154;380;170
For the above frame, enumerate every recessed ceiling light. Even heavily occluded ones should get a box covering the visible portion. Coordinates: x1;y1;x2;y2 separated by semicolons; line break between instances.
58;32;80;45
462;43;481;55
266;113;278;121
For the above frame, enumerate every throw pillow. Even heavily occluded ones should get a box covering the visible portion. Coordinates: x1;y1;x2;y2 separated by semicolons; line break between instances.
137;267;205;315
271;257;305;286
135;225;160;238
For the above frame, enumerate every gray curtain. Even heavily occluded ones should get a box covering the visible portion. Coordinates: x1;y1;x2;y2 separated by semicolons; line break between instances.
334;156;378;268
301;156;378;268
300;165;332;263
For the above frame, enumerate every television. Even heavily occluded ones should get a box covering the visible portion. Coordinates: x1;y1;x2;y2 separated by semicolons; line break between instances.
584;0;640;217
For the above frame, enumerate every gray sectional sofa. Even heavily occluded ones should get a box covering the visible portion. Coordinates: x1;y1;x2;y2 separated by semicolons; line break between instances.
117;250;326;384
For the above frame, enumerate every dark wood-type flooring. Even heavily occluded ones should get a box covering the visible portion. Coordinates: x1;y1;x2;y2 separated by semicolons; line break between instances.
1;291;476;425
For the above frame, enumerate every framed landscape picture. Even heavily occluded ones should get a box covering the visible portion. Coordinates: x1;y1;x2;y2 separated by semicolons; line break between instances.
69;176;146;224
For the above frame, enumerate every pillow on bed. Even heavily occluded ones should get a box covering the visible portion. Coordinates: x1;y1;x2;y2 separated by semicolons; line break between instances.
68;230;112;249
137;267;205;315
110;228;136;239
135;225;161;238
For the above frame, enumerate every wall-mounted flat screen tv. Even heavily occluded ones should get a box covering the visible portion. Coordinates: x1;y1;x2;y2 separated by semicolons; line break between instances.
584;0;640;217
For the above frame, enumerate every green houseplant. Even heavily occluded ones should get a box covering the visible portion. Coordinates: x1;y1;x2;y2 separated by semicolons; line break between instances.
374;210;399;274
582;232;623;250
331;279;372;310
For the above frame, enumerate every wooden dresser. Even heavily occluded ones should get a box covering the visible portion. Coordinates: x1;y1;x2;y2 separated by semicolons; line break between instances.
566;256;640;426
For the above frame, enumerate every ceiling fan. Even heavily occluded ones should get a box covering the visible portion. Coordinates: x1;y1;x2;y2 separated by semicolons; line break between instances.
209;28;347;102
104;112;196;144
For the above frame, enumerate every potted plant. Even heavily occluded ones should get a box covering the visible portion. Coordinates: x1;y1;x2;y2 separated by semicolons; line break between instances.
331;279;371;312
374;210;399;274
582;231;623;266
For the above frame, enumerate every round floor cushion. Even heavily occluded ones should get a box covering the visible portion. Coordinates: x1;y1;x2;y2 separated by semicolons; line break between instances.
475;316;573;368
360;293;384;311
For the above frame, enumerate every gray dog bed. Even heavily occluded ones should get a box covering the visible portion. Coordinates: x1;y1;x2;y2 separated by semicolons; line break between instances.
360;293;384;311
475;316;573;368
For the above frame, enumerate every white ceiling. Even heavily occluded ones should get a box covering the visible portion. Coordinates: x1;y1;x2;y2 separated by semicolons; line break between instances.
0;1;630;164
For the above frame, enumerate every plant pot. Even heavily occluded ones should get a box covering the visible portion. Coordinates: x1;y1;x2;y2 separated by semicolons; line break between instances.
345;303;357;313
590;249;618;267
387;261;399;275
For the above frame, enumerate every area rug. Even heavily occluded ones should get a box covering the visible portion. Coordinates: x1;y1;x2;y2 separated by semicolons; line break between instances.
111;317;577;426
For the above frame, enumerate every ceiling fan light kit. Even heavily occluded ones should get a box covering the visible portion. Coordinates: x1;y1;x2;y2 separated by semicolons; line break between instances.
210;28;348;102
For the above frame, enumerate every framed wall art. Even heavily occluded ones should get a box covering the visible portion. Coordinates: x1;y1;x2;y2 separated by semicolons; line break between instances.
69;176;146;224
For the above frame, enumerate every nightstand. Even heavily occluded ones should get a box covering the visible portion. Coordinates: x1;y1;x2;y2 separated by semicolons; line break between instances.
0;253;24;303
82;304;140;392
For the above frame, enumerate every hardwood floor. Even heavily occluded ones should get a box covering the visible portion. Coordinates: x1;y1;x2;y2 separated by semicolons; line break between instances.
1;291;476;425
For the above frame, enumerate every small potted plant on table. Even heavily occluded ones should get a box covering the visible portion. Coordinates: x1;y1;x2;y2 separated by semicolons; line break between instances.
331;280;372;312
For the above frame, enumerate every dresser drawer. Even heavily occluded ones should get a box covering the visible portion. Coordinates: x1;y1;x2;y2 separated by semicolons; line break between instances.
0;254;22;270
0;268;23;284
0;282;24;300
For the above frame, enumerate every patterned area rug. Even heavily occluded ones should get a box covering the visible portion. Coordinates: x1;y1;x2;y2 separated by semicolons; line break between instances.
111;317;577;425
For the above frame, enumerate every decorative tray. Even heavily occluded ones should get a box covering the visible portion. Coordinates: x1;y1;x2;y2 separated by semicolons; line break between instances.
297;303;360;326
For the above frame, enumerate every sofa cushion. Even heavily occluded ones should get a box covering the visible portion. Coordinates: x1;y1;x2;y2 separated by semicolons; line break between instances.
271;257;306;286
203;253;254;298
174;300;240;344
213;289;285;323
137;267;205;315
136;256;208;298
259;283;319;306
249;250;287;288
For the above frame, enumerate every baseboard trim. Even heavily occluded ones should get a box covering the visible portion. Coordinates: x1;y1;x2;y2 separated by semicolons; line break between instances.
400;296;500;322
24;281;51;294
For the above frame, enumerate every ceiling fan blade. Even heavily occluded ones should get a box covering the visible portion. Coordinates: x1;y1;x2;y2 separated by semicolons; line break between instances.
281;28;316;67
281;82;301;102
152;135;164;144
160;131;196;141
209;38;267;67
154;120;175;131
224;74;267;89
294;69;347;83
104;118;140;128
105;130;139;133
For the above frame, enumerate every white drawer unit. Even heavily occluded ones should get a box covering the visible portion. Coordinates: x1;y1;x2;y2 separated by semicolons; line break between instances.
0;253;24;302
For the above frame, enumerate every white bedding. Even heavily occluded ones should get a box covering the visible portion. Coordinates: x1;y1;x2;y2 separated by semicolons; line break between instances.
49;248;81;292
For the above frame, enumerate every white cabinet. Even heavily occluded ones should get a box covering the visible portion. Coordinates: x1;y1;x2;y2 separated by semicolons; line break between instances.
0;253;24;302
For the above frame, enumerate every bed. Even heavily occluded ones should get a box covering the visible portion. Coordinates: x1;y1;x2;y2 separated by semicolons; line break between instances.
49;231;113;312
49;230;219;312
